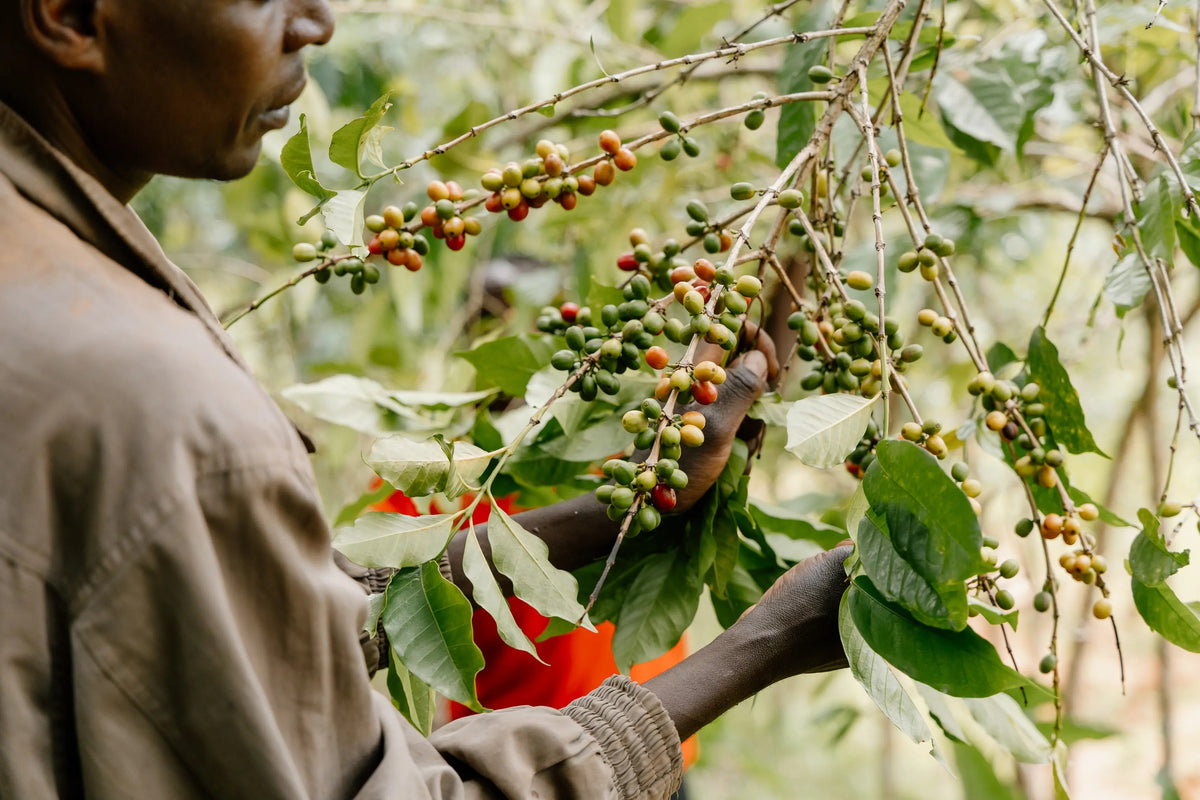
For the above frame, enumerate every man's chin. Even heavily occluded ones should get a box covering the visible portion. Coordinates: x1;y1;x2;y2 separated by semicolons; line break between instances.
193;142;264;183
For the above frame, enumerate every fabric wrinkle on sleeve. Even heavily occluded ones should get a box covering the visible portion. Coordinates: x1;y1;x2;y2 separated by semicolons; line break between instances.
562;675;683;800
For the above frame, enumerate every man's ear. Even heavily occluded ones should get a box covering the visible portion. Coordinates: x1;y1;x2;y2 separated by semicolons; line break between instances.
24;0;104;72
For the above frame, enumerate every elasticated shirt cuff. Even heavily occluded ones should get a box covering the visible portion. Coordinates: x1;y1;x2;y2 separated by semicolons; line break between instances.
563;675;683;800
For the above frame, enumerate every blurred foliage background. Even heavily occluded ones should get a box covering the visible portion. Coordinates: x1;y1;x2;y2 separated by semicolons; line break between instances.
133;0;1200;796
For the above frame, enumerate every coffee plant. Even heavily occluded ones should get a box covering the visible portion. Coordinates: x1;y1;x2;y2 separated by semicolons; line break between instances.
200;0;1200;794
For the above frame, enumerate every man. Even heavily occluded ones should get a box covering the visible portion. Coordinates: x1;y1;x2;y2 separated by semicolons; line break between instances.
0;0;852;797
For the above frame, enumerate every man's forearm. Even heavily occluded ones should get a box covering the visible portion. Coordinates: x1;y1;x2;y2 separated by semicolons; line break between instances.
442;494;620;596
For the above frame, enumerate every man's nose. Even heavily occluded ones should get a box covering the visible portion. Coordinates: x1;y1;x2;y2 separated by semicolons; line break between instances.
285;0;336;52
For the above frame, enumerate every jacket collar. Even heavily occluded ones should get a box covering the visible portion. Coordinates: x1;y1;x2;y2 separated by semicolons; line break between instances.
0;99;251;372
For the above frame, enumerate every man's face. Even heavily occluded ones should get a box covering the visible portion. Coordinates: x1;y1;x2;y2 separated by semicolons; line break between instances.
72;0;334;182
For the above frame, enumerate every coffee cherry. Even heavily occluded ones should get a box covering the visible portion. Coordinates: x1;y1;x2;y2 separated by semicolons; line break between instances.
951;462;970;482
925;434;947;458
995;589;1015;610
1093;598;1112;620
1039;653;1057;673
1015;518;1034;537
897;251;919;273
961;478;982;498
744;108;766;130
691;380;718;405
594;161;616;186
598;129;622;155
985;410;1008;431
680;424;705;447
1159;500;1183;517
736;274;763;298
292;242;318;262
622;410;650;434
1041;513;1063;539
916;308;938;326
808;64;835;83
901;422;923;441
637;505;662;531
645;346;670;370
925;315;950;337
1033;591;1052;613
846;270;874;290
614;148;637;171
885;149;901;168
777;189;803;209
651;483;677;512
1078;503;1099;522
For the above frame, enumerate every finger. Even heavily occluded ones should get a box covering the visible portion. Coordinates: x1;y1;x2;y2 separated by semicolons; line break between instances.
737;321;780;380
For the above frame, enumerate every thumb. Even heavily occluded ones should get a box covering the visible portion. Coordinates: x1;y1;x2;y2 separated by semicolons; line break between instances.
716;348;769;412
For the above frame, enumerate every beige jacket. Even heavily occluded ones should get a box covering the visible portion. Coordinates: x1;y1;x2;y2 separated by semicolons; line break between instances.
0;100;682;799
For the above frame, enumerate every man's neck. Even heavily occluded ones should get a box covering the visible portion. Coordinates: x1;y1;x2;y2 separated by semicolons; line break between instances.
3;84;150;204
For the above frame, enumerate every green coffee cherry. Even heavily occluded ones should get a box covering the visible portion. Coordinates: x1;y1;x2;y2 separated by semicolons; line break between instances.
808;64;835;84
292;242;318;262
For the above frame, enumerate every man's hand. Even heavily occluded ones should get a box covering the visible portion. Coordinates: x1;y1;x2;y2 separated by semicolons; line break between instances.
643;544;853;741
670;324;777;512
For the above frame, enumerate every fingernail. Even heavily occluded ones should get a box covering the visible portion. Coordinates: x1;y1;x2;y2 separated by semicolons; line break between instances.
741;349;768;378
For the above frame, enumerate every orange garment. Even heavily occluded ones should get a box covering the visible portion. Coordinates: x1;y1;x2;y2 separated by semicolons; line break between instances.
373;488;698;767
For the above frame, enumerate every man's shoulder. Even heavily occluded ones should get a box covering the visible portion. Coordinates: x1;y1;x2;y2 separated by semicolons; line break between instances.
0;182;302;475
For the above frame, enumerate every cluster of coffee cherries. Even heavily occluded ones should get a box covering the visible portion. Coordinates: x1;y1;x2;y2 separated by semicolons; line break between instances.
293;230;376;294
656;110;703;161
410;180;483;252
682;199;736;255
665;258;761;351
362;201;434;274
480;131;636;224
859;148;903;196
843;419;883;477
897;232;958;282
973;532;1022;612
543;280;665;401
595;452;690;532
788;297;917;399
976;379;1059;485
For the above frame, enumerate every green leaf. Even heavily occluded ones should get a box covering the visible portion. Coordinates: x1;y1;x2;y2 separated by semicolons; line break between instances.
382;562;485;710
968;596;1019;630
1053;740;1072;800
611;549;703;672
281;374;405;435
386;645;437;736
934;68;1023;156
847;578;1031;697
320;189;366;249
487;505;593;630
458;335;556;397
749;499;847;550
328;91;392;177
1066;485;1131;527
859;440;985;629
747;392;790;427
1103;254;1152;317
364;591;387;635
461;527;542;662
952;742;1022;800
962;693;1050;763
707;497;741;599
367;435;493;499
898;92;960;153
774;2;830;168
1137;174;1177;266
1130;508;1190;586
839;593;943;761
986;342;1020;375
334;482;395;527
333;511;457;569
280;114;336;202
856;512;965;629
785;393;878;469
1026;327;1107;456
1131;576;1200;652
658;1;731;55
